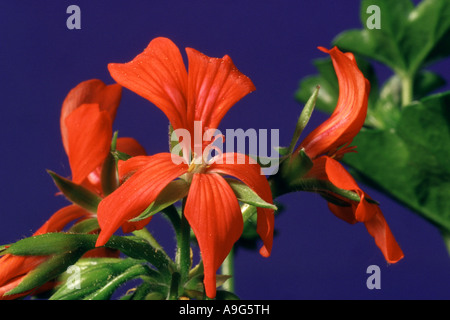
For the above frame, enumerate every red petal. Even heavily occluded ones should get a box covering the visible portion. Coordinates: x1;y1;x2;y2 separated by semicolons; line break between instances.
34;204;93;235
117;155;155;181
115;137;147;157
320;156;375;222
60;79;121;153
184;173;243;299
0;259;48;300
186;48;256;133
327;202;358;224
96;153;188;247
311;156;404;263
299;46;370;159
364;209;405;263
65;104;113;184
208;153;275;257
0;255;47;290
108;37;188;131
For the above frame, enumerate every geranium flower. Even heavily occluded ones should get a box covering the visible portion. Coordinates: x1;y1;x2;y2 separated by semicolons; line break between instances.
295;46;404;263
95;37;275;298
60;79;148;232
0;80;146;299
60;79;146;194
0;205;92;300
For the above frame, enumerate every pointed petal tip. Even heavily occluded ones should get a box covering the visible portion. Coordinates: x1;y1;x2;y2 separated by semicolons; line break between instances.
259;245;271;258
317;46;331;53
95;232;108;248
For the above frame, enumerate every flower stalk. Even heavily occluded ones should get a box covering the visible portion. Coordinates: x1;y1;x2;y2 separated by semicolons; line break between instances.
175;204;192;285
401;72;414;107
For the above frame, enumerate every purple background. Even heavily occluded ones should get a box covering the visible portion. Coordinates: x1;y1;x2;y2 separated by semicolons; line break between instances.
1;1;449;299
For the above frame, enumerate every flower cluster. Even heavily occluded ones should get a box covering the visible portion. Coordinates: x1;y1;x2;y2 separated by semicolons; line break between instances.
0;37;403;300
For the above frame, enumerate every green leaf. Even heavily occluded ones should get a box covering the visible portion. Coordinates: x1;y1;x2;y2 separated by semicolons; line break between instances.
47;170;101;213
129;179;189;222
334;0;450;76
295;57;339;115
343;92;450;232
368;71;445;129
226;179;277;210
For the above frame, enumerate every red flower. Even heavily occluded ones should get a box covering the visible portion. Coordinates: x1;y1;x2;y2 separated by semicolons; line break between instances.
61;79;146;194
0;205;92;299
0;80;146;299
96;37;275;298
296;46;404;263
61;79;148;232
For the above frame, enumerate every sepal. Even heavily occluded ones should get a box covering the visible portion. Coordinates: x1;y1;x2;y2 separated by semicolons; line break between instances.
226;179;277;210
47;170;101;213
129;180;189;223
287;85;320;154
291;178;361;203
50;258;150;300
281;148;313;182
2;233;173;277
101;152;119;196
5;249;86;296
2;232;92;257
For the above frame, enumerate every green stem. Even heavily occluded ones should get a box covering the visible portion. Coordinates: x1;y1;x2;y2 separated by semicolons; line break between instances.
168;272;181;300
221;246;235;293
162;205;181;235
401;73;414;107
175;200;191;285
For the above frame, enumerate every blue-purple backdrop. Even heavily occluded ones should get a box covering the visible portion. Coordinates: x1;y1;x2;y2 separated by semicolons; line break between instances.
1;1;449;299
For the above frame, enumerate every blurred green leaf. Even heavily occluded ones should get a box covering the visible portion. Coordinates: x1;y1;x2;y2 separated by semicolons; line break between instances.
344;92;450;232
334;0;450;76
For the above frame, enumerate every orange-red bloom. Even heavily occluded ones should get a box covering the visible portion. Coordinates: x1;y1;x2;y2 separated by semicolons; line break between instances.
0;80;146;299
96;37;275;298
0;205;93;299
61;79;146;194
296;46;403;263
